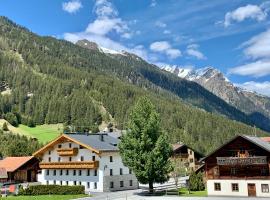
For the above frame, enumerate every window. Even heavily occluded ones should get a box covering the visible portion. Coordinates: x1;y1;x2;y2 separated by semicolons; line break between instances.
129;180;133;186
189;150;192;155
232;183;239;192
48;151;51;155
53;170;56;176
73;170;76;176
120;168;123;175
69;143;72;148
214;183;221;191
66;181;68;186
79;181;82;185
46;181;49;185
230;168;237;176
110;182;114;188
94;170;97;176
60;170;63;176
53;180;56;185
129;169;132;174
48;157;51;162
110;156;113;162
66;170;69;175
74;181;77;185
79;170;82;176
87;169;90;176
80;156;84;161
87;182;90;189
189;158;194;163
60;181;62;185
58;144;62;148
92;156;95;161
261;168;268;176
46;170;49;176
58;157;61;162
69;157;72;162
79;145;84;149
120;181;124;187
110;169;113;176
262;184;269;193
94;182;97;189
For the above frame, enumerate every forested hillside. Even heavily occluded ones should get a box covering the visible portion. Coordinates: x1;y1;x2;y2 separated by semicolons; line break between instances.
0;16;268;154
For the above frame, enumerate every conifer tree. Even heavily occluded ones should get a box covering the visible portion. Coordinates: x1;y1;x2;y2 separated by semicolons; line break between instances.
119;97;173;193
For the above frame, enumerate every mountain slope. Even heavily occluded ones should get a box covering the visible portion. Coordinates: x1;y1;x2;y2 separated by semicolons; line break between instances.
162;66;270;130
0;16;268;154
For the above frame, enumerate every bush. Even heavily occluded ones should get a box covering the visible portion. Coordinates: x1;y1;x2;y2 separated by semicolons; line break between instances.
18;185;85;195
2;122;8;131
189;172;205;191
4;112;19;127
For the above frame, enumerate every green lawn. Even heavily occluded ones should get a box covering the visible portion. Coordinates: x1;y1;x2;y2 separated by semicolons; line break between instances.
17;124;63;143
179;188;207;197
1;194;88;200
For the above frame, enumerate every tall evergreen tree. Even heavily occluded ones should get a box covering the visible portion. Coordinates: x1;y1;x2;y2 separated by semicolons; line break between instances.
119;97;173;193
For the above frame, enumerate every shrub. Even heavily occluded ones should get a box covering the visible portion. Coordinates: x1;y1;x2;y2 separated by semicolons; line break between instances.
2;122;8;131
189;171;205;191
18;185;85;195
4;112;18;127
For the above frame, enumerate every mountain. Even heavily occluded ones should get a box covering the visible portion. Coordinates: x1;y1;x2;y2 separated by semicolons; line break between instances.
162;66;270;129
0;16;268;155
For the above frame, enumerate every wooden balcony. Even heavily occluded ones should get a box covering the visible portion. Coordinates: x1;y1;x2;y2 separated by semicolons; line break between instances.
208;175;270;180
57;148;78;156
217;156;267;166
39;161;99;169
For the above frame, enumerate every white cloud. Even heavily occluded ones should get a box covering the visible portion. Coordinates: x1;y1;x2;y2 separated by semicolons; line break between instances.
186;44;206;60
150;41;181;59
150;0;157;7
235;81;270;97
163;30;171;34
155;21;167;28
228;60;270;77
242;29;270;59
62;0;82;14
224;4;267;27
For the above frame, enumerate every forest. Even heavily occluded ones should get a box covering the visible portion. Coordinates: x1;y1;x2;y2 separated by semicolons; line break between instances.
0;16;268;155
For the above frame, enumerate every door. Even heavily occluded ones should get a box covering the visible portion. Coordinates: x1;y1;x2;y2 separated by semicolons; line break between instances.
27;170;32;182
248;183;256;197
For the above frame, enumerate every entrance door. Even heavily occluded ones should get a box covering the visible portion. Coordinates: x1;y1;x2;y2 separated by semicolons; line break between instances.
248;183;256;197
27;170;32;182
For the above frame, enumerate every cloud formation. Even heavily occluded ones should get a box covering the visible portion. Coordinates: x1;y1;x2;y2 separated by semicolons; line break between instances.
236;81;270;97
186;44;206;60
229;29;270;77
224;3;268;27
150;41;181;59
62;0;82;14
150;0;157;7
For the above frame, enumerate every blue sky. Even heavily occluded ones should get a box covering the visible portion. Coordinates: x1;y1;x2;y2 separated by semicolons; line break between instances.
1;0;270;96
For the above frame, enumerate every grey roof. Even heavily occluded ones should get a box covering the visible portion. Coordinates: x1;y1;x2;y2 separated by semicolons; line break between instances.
242;135;270;153
66;133;119;152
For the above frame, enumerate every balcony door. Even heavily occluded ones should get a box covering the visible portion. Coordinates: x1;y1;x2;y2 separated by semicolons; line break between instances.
247;183;256;197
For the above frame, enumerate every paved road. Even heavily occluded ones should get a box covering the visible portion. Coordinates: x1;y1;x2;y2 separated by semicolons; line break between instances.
75;189;268;200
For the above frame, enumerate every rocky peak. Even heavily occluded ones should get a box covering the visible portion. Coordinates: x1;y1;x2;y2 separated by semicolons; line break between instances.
76;39;99;51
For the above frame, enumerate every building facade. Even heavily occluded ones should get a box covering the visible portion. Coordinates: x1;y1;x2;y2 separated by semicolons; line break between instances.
204;135;270;197
33;133;139;192
172;143;203;172
0;156;39;183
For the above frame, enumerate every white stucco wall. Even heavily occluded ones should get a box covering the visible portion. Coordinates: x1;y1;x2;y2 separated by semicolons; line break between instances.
207;179;270;197
37;141;138;192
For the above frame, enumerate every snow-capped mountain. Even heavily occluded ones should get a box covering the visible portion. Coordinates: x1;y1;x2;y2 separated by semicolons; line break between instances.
162;65;270;120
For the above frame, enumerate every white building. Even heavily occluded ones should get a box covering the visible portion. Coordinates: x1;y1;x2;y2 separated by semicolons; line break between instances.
33;133;139;192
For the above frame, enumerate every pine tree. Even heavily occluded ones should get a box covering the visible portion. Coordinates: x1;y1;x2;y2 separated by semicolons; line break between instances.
119;97;173;193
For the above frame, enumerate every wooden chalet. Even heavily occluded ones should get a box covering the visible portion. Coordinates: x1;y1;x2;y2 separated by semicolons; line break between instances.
0;156;39;183
204;135;270;197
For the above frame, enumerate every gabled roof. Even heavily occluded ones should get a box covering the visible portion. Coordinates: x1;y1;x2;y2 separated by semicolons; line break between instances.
33;133;119;157
172;143;185;151
0;156;34;172
203;135;270;161
260;137;270;143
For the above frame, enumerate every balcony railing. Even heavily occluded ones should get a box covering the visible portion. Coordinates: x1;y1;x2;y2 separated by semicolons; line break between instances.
57;148;78;156
217;156;267;166
39;161;99;169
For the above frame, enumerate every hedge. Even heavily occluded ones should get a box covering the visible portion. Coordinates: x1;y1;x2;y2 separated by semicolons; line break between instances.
18;185;85;195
